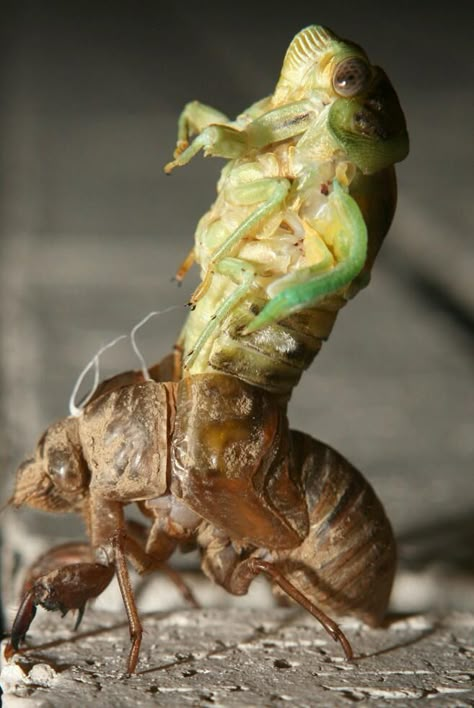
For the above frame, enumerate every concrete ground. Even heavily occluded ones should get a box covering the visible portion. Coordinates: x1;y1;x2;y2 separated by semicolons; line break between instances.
1;3;473;705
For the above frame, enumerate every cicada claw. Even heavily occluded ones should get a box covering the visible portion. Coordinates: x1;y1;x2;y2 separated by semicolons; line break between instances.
5;590;37;657
5;560;115;659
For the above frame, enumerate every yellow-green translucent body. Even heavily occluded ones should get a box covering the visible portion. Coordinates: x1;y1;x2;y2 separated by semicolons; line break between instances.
181;152;397;399
169;25;406;400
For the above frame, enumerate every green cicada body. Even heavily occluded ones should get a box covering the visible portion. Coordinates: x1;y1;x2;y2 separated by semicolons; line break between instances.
166;25;408;400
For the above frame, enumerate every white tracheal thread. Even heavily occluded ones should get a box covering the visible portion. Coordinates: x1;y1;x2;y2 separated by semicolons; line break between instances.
129;305;183;381
69;335;128;417
68;304;184;417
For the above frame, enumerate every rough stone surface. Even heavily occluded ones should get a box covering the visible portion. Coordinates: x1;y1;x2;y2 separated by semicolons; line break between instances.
2;609;474;706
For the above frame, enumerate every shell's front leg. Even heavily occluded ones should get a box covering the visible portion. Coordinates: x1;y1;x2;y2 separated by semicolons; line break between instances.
4;542;114;660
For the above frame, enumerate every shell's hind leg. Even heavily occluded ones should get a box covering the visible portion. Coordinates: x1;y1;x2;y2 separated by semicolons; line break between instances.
112;530;142;674
247;558;353;660
4;542;114;659
199;531;353;660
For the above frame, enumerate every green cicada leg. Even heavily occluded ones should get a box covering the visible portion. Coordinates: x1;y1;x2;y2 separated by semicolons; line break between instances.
184;257;257;370
245;180;368;333
191;177;291;304
244;99;313;147
175;100;230;157
164;100;314;173
164;123;248;173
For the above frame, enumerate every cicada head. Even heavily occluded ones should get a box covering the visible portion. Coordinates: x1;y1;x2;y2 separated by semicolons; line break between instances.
275;25;409;173
11;417;90;513
275;25;366;101
328;64;409;173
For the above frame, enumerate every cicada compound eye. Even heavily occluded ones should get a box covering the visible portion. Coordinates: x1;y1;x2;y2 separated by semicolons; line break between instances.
333;57;371;97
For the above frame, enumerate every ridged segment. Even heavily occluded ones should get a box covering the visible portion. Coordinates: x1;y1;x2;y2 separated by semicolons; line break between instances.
275;432;396;625
207;298;342;399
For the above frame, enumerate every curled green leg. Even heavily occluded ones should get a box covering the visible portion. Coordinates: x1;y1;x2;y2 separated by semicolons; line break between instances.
165;123;248;173
177;100;229;147
164;100;313;173
245;180;368;333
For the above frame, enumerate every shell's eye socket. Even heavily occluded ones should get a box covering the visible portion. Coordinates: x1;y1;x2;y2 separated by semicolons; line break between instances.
333;58;371;97
48;450;84;491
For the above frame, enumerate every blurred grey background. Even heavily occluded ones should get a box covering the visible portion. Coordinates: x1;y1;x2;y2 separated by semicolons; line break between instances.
1;1;473;630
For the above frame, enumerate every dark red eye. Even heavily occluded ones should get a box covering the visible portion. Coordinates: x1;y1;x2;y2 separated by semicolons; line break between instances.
333;57;371;97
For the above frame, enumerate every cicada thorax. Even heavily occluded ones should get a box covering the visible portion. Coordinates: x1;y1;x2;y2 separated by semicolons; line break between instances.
170;373;309;549
79;379;175;503
273;431;396;626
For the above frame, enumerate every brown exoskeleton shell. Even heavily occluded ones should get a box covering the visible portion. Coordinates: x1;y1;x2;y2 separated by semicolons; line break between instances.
171;374;309;548
80;381;174;502
6;363;396;672
275;432;396;626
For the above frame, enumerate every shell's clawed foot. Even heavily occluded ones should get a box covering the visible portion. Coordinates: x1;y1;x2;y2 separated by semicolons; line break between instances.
4;590;37;658
5;562;114;659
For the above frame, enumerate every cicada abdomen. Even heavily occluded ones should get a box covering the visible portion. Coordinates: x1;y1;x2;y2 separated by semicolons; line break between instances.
274;431;396;625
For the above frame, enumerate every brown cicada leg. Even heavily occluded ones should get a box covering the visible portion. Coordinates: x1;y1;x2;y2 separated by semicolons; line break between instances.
112;530;143;674
247;558;353;661
110;526;181;673
5;543;115;660
173;247;195;285
125;520;199;609
112;522;199;673
201;535;353;662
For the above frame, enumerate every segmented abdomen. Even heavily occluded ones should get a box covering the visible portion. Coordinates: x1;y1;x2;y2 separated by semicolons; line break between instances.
210;298;345;399
183;293;347;401
275;431;396;625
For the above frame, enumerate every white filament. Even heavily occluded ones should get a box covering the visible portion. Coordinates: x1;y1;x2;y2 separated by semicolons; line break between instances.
68;303;184;417
129;305;183;380
69;334;127;417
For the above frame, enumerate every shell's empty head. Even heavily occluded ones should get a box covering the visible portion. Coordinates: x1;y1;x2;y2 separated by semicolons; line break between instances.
11;418;90;512
275;25;409;173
